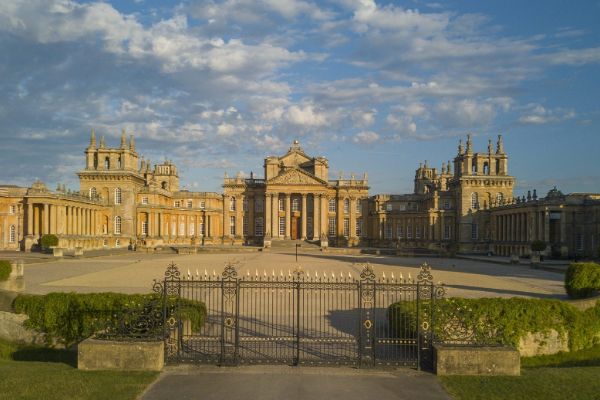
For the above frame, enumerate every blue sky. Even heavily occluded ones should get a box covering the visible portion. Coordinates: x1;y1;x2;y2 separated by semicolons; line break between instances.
1;0;599;195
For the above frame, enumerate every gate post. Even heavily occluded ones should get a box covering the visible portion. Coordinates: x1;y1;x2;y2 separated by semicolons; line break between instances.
358;264;376;367
220;263;239;365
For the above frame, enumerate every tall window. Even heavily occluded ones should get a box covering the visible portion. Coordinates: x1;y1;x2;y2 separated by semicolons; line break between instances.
343;218;349;237
199;220;205;236
397;224;404;238
407;225;412;239
89;187;97;198
307;217;313;237
189;222;195;236
496;193;504;205
255;198;263;212
416;225;421;239
471;223;478;240
255;217;264;236
444;225;451;239
386;203;392;211
292;197;300;212
443;200;450;209
279;217;285;236
114;216;121;234
179;222;185;236
356;199;362;214
229;197;236;212
576;233;584;251
328;217;336;237
385;222;392;239
117;156;122;169
471;192;478;209
344;199;349;214
328;199;336;212
483;162;489;175
243;216;248;235
104;157;110;170
142;221;148;236
114;188;122;205
356;218;362;237
243;197;248;212
171;222;176;236
279;198;285;211
230;216;236;235
9;225;16;243
9;205;16;214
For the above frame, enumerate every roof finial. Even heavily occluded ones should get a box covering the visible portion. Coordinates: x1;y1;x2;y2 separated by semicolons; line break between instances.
458;139;464;155
496;134;504;154
466;134;473;154
120;129;127;148
129;135;135;151
488;139;493;154
100;135;106;148
89;128;96;148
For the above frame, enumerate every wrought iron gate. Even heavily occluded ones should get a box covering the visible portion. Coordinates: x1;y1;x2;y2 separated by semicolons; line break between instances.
154;262;445;369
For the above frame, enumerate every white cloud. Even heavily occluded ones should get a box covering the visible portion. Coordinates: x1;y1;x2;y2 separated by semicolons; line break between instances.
518;104;576;125
352;130;379;144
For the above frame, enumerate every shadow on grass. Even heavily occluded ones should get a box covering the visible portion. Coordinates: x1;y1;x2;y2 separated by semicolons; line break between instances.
11;346;77;367
523;346;600;369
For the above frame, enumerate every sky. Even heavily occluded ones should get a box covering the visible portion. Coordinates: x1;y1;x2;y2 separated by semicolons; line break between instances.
0;0;599;196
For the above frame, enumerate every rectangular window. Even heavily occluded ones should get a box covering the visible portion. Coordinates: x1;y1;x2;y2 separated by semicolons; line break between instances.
443;200;450;209
115;239;121;247
142;197;148;205
243;216;248;235
9;225;16;243
307;217;313;237
9;205;16;214
356;219;362;237
328;199;336;213
255;198;263;212
397;225;404;238
344;199;349;214
243;198;248;212
230;216;236;235
444;225;451;239
142;221;148;236
189;223;194;236
255;217;264;236
199;222;205;236
115;189;122;205
174;201;180;208
386;203;392;212
279;198;285;211
279;217;285;236
385;222;392;239
171;222;176;236
356;200;361;214
114;217;122;235
187;200;193;209
328;217;336;237
407;225;412;239
471;223;478;240
291;198;299;211
416;225;421;239
200;201;205;209
343;218;349;237
179;223;185;236
103;239;108;247
576;233;584;251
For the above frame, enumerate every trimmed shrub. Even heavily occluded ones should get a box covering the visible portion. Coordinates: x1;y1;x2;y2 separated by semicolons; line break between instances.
531;240;546;253
565;262;600;299
13;292;206;346
0;260;11;281
388;297;600;352
39;234;58;250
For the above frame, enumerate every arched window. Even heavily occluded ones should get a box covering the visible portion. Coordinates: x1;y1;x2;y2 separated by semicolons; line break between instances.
114;216;121;234
229;197;236;211
495;160;500;174
117;156;122;169
104;157;110;170
161;181;168;190
496;193;504;205
471;160;477;174
9;225;16;243
89;187;97;198
344;199;350;214
93;154;98;169
483;162;489;175
471;193;478;209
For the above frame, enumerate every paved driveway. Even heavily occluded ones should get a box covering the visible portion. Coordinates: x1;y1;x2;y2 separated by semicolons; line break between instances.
142;365;451;400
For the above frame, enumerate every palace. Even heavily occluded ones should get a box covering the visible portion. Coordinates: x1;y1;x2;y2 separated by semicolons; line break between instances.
1;130;599;259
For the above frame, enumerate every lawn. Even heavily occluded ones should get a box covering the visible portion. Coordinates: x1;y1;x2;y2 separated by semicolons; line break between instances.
0;338;158;400
440;345;600;400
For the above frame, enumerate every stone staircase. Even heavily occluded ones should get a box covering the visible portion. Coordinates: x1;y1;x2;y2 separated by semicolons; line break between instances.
269;239;321;251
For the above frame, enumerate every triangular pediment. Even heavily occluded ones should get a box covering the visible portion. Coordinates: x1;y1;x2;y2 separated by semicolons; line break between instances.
280;150;312;168
267;168;326;186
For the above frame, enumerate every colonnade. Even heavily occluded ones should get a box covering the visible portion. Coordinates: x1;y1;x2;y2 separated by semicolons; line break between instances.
26;202;100;237
137;211;217;239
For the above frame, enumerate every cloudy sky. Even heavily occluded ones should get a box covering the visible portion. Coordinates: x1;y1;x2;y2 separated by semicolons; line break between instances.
1;0;599;195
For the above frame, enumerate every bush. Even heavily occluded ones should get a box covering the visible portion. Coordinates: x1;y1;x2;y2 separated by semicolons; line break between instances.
388;297;600;352
565;262;600;299
13;292;206;346
39;234;59;250
531;240;546;253
0;260;11;281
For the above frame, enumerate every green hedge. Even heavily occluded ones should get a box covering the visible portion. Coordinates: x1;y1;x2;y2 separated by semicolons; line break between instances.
388;297;600;352
39;234;59;249
0;260;11;281
13;292;206;346
565;262;600;299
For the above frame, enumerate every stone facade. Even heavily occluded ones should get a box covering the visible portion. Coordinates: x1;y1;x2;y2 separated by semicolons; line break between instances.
1;131;599;257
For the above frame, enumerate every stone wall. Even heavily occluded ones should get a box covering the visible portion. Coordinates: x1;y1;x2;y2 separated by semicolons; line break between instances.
78;338;164;371
518;330;569;357
434;344;520;376
0;311;46;345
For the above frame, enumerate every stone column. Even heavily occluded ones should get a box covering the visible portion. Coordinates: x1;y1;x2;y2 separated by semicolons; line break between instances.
272;194;279;238
543;211;549;243
27;203;33;236
285;194;291;239
313;195;320;239
321;195;328;239
248;196;255;237
337;197;344;237
265;194;272;237
236;196;243;237
349;197;356;241
42;204;49;234
301;194;307;239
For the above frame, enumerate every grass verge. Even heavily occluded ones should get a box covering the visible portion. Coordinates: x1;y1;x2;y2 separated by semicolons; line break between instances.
0;338;158;400
440;345;600;400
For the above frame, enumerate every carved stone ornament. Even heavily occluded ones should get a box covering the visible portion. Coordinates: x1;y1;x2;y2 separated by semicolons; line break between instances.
269;169;323;185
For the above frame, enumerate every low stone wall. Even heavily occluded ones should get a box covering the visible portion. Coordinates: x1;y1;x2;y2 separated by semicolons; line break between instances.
0;311;46;345
434;344;520;376
518;330;569;357
78;338;164;371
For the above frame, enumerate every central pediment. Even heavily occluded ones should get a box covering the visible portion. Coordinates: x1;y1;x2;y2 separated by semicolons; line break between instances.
267;168;326;186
